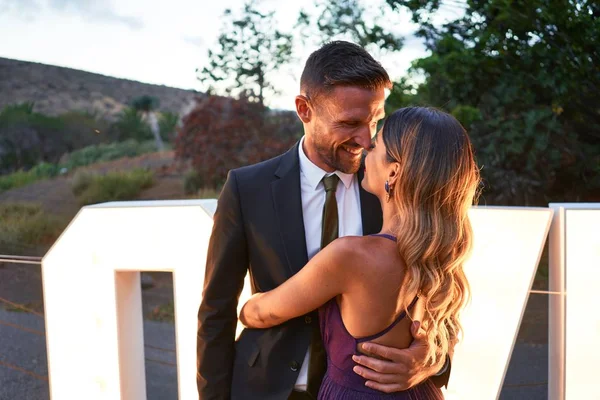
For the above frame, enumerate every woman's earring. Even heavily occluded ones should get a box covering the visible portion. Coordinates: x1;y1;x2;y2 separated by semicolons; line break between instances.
384;181;391;202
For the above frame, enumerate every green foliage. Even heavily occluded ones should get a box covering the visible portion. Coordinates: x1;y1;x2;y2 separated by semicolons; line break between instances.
71;170;94;197
72;169;154;206
197;0;293;106
58;110;108;150
0;163;59;193
296;0;403;54
0;203;69;255
0;103;61;172
0;139;158;193
131;96;160;113
61;139;158;171
109;107;153;142
183;170;205;195
0;104;109;174
387;0;600;205
158;112;179;141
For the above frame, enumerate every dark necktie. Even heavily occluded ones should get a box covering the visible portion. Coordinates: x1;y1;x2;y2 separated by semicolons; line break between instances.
306;173;340;397
320;174;340;249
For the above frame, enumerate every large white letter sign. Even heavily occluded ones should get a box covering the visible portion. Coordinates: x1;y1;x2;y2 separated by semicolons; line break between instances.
42;200;216;400
548;203;600;400
442;207;552;400
43;202;553;400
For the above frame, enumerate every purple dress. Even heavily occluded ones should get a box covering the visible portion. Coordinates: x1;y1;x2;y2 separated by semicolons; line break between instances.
317;234;444;399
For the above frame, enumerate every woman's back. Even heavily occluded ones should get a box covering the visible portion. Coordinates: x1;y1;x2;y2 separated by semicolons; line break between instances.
316;234;443;399
333;234;418;348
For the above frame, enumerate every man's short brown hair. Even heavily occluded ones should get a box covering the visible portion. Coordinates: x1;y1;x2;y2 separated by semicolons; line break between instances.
300;41;392;102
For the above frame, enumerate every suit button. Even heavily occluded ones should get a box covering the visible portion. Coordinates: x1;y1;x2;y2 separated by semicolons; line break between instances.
305;316;312;324
290;361;299;372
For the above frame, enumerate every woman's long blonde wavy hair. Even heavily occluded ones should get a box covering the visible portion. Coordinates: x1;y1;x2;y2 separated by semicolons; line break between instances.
382;107;480;366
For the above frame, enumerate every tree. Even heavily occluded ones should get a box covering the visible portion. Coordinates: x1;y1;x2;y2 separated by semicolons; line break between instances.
108;107;152;143
131;95;164;151
0;104;113;174
296;0;403;55
197;0;293;107
175;96;300;188
386;0;600;205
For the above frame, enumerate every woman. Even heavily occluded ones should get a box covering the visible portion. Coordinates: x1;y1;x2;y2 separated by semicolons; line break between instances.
240;107;480;399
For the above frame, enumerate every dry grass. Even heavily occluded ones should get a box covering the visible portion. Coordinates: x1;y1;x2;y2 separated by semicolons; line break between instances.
0;203;69;255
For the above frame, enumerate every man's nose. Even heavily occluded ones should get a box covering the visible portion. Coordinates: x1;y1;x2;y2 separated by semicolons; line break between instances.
354;127;372;149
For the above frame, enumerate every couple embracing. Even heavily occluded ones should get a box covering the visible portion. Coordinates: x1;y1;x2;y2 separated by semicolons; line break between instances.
197;41;480;400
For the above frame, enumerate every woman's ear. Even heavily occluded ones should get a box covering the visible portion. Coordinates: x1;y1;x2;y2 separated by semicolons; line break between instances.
387;162;401;187
295;95;312;123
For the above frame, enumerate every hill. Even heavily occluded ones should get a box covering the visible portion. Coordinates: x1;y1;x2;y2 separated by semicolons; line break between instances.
0;57;199;119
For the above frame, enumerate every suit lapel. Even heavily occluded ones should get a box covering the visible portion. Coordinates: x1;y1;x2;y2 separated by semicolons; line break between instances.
357;166;383;235
271;142;309;277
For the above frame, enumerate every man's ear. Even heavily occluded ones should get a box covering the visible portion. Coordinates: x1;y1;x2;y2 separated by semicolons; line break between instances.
295;95;312;123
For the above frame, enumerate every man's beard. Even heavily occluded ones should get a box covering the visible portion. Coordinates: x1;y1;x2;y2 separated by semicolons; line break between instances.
314;136;362;174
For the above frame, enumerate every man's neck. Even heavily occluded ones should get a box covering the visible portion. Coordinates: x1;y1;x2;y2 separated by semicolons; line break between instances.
301;136;335;173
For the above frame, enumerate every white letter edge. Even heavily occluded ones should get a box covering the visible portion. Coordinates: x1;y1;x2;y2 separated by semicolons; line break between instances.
442;207;552;400
42;200;218;400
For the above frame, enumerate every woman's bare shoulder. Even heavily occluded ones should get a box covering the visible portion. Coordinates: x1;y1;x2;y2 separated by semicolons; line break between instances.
326;235;399;272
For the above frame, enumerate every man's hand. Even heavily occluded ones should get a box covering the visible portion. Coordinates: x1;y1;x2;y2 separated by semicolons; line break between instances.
352;321;442;393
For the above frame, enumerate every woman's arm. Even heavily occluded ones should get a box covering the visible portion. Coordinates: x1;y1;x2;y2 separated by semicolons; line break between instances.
240;238;354;328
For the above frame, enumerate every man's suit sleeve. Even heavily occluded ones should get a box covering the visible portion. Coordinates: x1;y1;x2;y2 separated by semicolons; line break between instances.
429;355;451;388
197;170;249;399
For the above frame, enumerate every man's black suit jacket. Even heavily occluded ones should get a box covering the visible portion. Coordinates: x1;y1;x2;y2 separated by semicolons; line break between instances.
196;142;449;400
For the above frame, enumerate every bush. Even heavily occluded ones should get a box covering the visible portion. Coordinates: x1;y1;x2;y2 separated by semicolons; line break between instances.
29;162;60;178
58;110;108;151
71;170;94;196
0;203;69;255
0;103;53;173
183;170;205;195
175;96;299;188
0;162;59;193
108;107;153;142
60;139;159;171
0;139;159;194
159;112;179;142
72;169;154;206
0;104;111;174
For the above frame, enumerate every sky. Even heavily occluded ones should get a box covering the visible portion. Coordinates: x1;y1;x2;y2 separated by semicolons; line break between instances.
0;0;462;110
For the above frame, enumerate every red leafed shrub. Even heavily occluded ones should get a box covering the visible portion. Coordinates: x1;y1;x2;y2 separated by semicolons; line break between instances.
175;96;301;188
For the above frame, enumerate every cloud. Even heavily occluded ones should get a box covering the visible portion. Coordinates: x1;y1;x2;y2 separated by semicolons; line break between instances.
183;36;205;48
0;0;40;20
47;0;144;30
1;0;143;30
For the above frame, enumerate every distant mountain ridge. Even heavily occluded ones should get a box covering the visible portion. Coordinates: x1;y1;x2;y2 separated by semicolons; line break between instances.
0;57;199;119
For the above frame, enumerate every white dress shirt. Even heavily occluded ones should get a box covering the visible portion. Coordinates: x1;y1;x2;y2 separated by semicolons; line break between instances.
294;136;363;390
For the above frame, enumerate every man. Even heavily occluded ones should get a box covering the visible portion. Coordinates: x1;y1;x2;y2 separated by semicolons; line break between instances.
197;41;450;400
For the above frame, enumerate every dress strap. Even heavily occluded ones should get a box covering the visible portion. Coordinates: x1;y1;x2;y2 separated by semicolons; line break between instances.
356;296;419;343
370;233;397;242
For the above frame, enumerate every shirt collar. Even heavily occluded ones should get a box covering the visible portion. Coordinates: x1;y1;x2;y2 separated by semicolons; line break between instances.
298;136;354;190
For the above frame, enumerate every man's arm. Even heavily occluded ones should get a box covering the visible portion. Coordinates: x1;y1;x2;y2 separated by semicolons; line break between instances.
352;321;452;392
197;171;248;399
